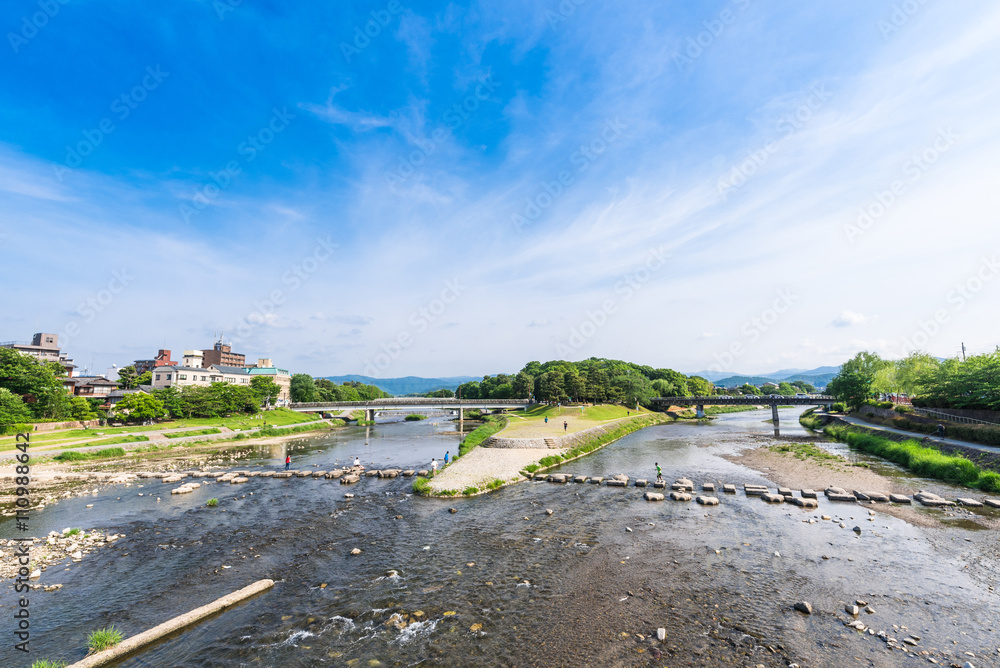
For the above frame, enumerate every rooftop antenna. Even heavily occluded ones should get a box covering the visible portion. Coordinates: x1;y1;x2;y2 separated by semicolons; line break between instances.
962;342;967;361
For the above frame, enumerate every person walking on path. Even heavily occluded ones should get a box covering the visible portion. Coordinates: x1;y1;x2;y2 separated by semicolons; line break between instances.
655;462;663;481
544;416;548;424
285;454;291;470
563;421;568;432
444;451;450;465
431;458;438;474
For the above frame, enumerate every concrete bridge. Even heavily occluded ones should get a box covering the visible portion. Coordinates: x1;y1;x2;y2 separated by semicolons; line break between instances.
289;397;535;422
650;395;835;426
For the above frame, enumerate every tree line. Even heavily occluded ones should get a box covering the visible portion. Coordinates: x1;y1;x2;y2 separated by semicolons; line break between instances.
289;375;391;403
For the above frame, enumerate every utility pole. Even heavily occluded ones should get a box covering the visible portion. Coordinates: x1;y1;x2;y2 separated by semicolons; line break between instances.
961;342;967;361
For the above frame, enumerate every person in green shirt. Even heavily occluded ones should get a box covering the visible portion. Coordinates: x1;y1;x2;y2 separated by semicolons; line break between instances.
655;462;662;481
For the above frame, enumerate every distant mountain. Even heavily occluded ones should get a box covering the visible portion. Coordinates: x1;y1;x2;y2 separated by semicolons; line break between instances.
708;365;842;390
712;375;785;388
324;375;481;397
686;370;733;382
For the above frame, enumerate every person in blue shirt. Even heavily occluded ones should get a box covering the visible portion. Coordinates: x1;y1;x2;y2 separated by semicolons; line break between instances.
444;451;450;465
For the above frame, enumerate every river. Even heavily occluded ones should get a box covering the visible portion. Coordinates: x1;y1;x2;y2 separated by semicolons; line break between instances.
2;409;998;667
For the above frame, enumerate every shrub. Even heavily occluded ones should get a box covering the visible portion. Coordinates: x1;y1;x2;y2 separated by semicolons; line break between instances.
458;416;508;456
538;455;563;468
439;489;458;497
87;626;124;653
404;414;427;421
487;478;504;490
64;528;81;537
206;498;218;507
32;661;67;668
893;405;914;414
831;402;847;413
411;477;432;495
53;447;127;462
0;423;33;436
524;463;539;473
462;486;478;496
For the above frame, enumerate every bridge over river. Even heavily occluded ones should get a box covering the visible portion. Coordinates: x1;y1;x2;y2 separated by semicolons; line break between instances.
650;395;835;425
289;398;535;422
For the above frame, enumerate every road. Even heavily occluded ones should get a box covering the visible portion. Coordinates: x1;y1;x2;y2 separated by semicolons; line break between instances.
833;414;1000;454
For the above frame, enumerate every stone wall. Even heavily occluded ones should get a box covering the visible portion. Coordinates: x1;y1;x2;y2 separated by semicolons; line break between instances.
31;419;101;432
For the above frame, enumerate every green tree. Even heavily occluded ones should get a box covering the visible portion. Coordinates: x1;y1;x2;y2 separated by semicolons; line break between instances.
136;370;152;386
537;372;566;402
456;381;480;400
69;396;98;421
116;365;140;389
512;372;533;398
250;376;281;406
0;348;70;419
289;374;317;403
828;351;888;409
0;387;32;425
739;383;759;395
113;392;166;422
894;351;940;396
152;387;185;417
686;375;715;396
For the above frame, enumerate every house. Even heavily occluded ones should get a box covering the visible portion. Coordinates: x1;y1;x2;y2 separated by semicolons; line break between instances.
1;332;76;377
133;349;176;375
150;364;251;390
107;384;152;407
246;358;291;406
66;376;118;398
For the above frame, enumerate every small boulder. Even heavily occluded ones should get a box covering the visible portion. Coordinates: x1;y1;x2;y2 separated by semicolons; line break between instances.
793;601;813;615
644;492;665;502
696;496;719;506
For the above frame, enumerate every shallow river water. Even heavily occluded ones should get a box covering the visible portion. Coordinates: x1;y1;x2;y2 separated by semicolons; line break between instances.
2;409;999;667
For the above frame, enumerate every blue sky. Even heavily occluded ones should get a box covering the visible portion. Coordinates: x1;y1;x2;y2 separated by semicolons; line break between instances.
2;0;999;378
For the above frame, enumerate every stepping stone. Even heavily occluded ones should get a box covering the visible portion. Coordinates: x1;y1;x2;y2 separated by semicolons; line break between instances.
914;491;954;506
825;487;848;497
801;489;817;499
573;476;588;483
547;474;568;483
864;492;890;502
246;471;260;477
723;484;736;494
827;493;856;502
380;470;400;479
652;480;666;488
669;491;691;501
260;471;275;478
533;474;548;481
230;477;248;484
365;470;380;477
326;470;344;479
778;487;793;497
696;496;719;506
417;470;429;476
702;482;715;492
296;471;312;478
852;491;870;501
745;487;767;497
635;479;648;487
788;497;819;509
761;493;785;503
312;471;327;477
984;498;1000;508
643;492;664;501
402;470;415;477
673;480;694;491
605;479;627;487
957;498;983;507
589;477;604;484
340;475;360;484
889;494;911;504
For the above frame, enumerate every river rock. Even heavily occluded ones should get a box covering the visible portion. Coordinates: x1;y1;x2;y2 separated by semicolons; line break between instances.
864;491;889;502
762;493;784;503
657;627;666;640
635;479;648;487
417;470;429;477
231;477;248;484
366;470;381;477
800;489;818;499
312;471;327;477
914;491;954;506
548;474;568;483
589;477;604;484
652;480;666;488
545;508;554;515
984;498;1000;508
846;604;860;615
825;487;848;496
605;479;627;487
827;492;856;502
723;484;736;494
669;491;691;502
702;482;715;492
744;485;767;496
793;601;813;614
853;490;871;501
957;498;984;507
350;548;361;555
788;497;818;508
402;470;415;477
888;493;911;504
533;474;548;481
573;476;588;483
340;475;360;484
324;471;342;479
696;496;719;506
644;492;665;501
449;508;457;513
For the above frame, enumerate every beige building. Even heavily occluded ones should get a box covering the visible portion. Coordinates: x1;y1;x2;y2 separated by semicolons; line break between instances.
150;364;252;390
246;359;291;406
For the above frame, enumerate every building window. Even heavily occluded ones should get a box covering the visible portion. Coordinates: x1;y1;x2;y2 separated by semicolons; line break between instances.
179;374;187;380
166;374;172;380
201;376;207;381
155;374;160;381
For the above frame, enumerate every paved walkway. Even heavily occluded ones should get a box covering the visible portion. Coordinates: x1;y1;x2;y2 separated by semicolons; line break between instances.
832;414;1000;454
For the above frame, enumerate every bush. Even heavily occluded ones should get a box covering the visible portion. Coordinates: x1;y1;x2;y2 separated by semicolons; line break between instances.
487;478;504;490
411;477;432;495
463;486;478;496
538;455;563;467
206;498;218;507
0;423;33;436
893;405;914;414
831;402;847;412
524;463;539;473
32;661;67;668
87;626;124;653
53;447;127;462
404;414;427;421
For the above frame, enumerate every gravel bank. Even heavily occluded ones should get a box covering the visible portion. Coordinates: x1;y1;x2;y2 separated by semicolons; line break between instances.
427;447;558;492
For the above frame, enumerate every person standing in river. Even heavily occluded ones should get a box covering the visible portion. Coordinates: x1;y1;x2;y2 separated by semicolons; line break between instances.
431;458;438;474
655;462;663;481
285;454;291;470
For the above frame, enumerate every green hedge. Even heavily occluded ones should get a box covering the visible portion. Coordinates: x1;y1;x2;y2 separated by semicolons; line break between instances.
0;423;33;436
823;425;1000;493
53;447;127;462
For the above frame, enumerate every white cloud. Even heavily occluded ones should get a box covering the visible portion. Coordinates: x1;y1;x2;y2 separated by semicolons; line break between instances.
831;311;869;327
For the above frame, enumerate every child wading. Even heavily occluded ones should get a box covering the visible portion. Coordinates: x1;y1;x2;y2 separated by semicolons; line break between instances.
285;454;291;470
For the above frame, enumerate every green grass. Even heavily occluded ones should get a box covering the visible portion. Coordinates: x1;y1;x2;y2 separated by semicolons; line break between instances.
411;477;432;495
64;527;82;537
31;660;67;668
486;478;504;490
823;424;1000;493
523;463;540;473
526;413;668;473
458;415;508;456
404;414;427;421
87;625;124;653
769;442;843;464
206;498;218;507
463;486;478;496
53;447;127;462
164;427;221;439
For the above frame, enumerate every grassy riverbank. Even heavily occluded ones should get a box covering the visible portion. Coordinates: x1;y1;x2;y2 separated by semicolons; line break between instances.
521;412;667;475
458;415;508;456
799;410;1000;493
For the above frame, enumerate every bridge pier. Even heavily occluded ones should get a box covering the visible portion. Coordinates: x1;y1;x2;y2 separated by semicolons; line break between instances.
366;408;375;422
696;404;705;418
458;406;463;432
